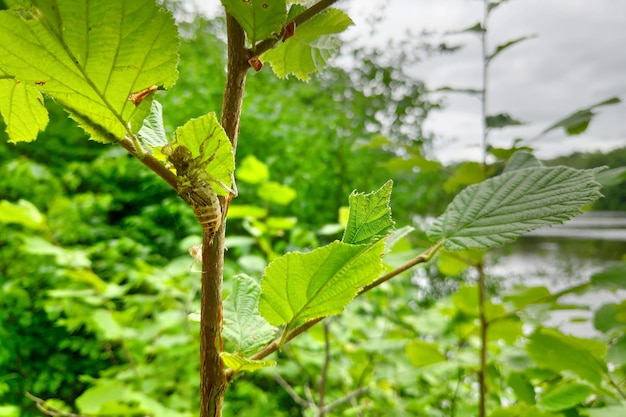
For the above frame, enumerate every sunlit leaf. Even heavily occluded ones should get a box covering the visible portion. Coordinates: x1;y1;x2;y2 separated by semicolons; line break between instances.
221;0;286;45
0;80;48;142
538;382;592;412
164;113;235;196
257;181;296;205
262;5;353;80
237;155;270;184
342;180;394;245
0;0;179;143
406;339;447;367
259;239;385;327
223;275;277;355
580;406;626;417
427;166;604;251
0;199;45;229
220;352;276;373
507;372;536;404
138;100;167;148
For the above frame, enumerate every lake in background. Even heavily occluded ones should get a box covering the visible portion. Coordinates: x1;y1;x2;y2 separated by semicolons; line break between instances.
487;211;626;336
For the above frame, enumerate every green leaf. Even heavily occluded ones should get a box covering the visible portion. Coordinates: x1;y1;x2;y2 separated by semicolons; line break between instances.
454;22;485;34
261;5;353;80
222;0;286;46
226;204;268;219
507;372;536;404
427;166;603;251
237;155;270;184
259;239;385;327
0;199;45;229
164;113;235;196
443;161;485;193
342;180;395;245
502;150;543;173
488;0;511;13
0;80;48;142
0;0;179;143
138;100;167;148
590;263;626;291
526;328;607;386
405;339;447;367
22;235;91;268
542;97;621;136
91;309;123;340
580;406;626;417
220;352;276;374
257;181;296;205
488;36;536;61
223;275;277;355
593;303;626;333
486;113;525;129
538;382;592;412
488;145;534;161
503;286;552;309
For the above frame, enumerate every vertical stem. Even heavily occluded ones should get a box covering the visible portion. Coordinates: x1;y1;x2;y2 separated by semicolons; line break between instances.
200;13;249;417
477;262;488;417
480;0;489;169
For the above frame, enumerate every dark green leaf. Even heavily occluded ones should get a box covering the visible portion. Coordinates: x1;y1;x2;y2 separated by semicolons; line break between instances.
538;382;592;412
221;0;287;45
486;113;525;129
502;150;543;173
542;97;621;136
488;36;536;61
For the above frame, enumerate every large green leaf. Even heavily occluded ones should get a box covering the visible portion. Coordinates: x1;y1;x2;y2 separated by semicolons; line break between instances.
221;0;286;46
163;113;235;196
580;406;626;417
427;166;603;251
0;0;179;143
223;275;277;355
259;239;385;327
261;5;353;80
342;180;394;245
526;328;607;386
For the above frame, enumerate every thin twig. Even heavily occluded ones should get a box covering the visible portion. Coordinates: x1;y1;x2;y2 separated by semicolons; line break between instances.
319;386;370;415
273;374;311;408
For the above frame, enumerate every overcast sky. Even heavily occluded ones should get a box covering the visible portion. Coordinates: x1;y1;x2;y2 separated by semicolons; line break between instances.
195;0;626;163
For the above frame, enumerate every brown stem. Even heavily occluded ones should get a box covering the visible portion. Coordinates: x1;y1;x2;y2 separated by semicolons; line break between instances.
119;137;177;189
200;13;249;417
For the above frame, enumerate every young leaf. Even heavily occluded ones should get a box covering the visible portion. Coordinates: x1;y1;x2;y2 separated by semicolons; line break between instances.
541;97;621;136
138;100;167;149
0;80;48;143
342;180;394;245
221;0;287;46
261;5;353;80
405;339;447;367
223;275;278;355
0;0;179;143
526;328;607;386
220;352;276;374
259;239;385;327
165;113;235;196
427;166;603;251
